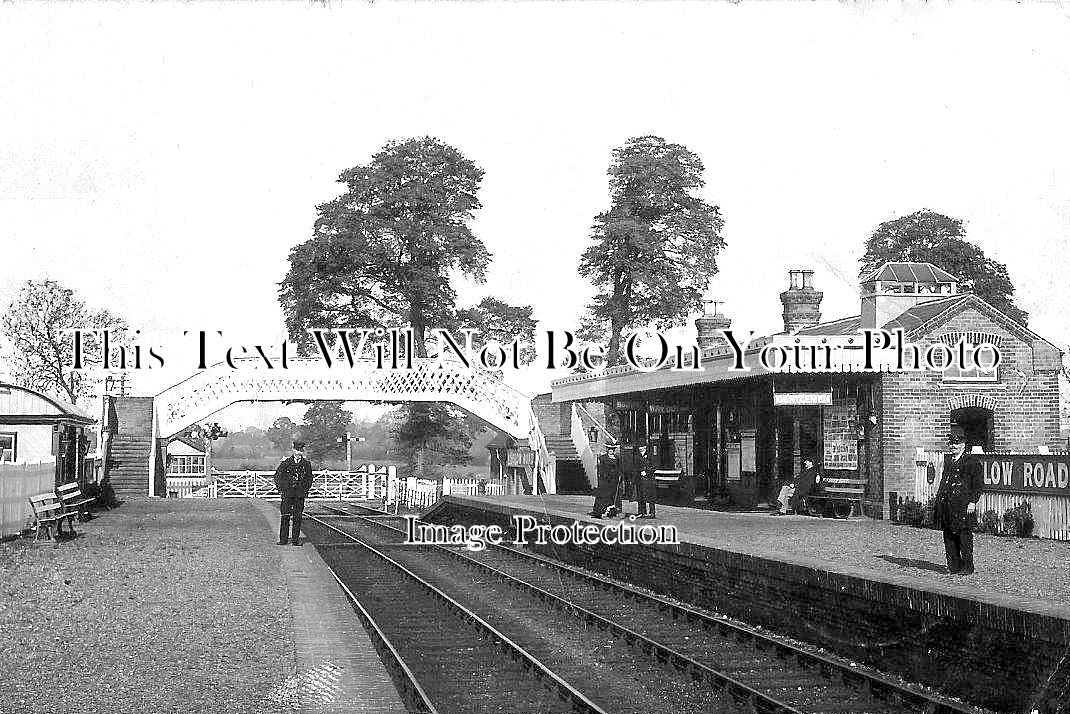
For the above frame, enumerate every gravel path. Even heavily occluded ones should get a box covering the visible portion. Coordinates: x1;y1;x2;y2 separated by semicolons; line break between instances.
471;495;1070;606
0;499;294;714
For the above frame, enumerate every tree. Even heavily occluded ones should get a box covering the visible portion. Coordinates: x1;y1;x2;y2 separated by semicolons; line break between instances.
279;136;489;357
266;417;298;453
859;210;1028;325
578;136;726;366
300;402;353;461
386;403;474;476
280;137;532;470
453;297;537;366
1;279;127;404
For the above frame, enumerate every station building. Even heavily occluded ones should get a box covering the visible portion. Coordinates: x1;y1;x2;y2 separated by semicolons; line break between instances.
549;263;1063;518
0;382;96;485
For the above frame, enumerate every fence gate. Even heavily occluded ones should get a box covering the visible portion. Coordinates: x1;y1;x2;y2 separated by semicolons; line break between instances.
202;464;395;500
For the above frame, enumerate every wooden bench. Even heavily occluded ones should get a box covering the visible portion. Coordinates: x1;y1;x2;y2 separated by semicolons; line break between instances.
803;477;866;519
57;482;96;521
28;492;78;542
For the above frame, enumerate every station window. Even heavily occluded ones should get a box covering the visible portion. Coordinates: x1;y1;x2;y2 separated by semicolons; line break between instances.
943;361;998;383
0;433;15;463
938;333;1000;383
168;455;206;474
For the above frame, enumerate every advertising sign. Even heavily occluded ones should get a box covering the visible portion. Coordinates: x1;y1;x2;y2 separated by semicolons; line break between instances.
979;454;1070;496
506;447;535;468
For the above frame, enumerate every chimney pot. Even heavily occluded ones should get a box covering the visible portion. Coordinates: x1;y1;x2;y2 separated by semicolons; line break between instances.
780;269;822;333
696;300;731;348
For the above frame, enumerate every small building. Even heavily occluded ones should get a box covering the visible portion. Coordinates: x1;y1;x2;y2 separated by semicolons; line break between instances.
486;432;532;495
0;383;97;485
166;434;208;477
551;263;1064;518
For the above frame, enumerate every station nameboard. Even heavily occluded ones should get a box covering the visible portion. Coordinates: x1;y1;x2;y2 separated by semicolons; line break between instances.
979;454;1070;496
647;404;687;414
773;391;833;406
506;447;535;468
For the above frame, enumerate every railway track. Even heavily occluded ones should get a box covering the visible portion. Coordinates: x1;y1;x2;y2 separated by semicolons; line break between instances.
308;514;610;714
310;501;983;714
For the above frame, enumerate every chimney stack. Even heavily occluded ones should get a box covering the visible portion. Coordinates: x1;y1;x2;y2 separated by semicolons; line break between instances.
695;300;731;348
780;269;822;333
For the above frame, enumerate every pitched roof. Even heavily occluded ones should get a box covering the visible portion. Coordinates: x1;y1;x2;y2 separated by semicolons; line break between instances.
861;262;960;284
0;383;96;424
881;293;1060;358
485;432;516;450
879;294;969;332
169;433;206;453
795;315;862;336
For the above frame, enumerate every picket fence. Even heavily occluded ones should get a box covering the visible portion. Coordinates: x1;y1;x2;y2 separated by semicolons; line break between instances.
170;466;509;512
0;461;56;538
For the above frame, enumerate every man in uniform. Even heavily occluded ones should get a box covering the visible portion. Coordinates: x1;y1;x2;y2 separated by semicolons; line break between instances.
933;430;983;575
274;439;314;546
590;442;623;518
635;444;657;519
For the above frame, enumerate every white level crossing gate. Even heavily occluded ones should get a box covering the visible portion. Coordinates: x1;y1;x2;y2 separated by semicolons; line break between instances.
147;356;554;496
211;465;394;500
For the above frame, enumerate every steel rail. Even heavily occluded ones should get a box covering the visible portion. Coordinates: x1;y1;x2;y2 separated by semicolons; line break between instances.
317;508;802;714
307;513;611;714
325;569;441;714
320;502;980;714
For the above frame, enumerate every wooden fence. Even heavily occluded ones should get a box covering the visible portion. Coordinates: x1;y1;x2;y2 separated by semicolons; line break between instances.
382;475;509;512
181;465;511;512
0;461;56;538
166;477;211;499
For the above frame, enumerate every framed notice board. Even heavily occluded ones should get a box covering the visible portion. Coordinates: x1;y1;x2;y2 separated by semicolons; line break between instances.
727;443;742;481
740;430;757;472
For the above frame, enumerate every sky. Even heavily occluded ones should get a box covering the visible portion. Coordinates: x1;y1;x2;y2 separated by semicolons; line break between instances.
1;2;1069;427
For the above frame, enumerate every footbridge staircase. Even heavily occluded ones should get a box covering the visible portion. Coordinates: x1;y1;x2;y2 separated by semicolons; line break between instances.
105;357;554;498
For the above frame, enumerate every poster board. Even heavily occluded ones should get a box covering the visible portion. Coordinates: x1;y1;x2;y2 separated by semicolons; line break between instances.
740;430;756;472
727;443;741;481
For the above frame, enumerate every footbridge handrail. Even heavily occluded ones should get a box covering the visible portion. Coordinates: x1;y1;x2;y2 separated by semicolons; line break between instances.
153;356;532;438
149;356;554;495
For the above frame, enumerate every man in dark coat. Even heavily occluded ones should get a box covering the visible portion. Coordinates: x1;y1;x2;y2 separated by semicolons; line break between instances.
635;445;657;519
933;432;983;575
274;439;314;546
792;458;822;513
590;443;623;518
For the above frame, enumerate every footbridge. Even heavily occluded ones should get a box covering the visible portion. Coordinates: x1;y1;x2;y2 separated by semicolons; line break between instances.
106;356;554;498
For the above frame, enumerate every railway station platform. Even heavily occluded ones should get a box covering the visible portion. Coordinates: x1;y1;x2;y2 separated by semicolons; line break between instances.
251;500;406;714
426;494;1070;714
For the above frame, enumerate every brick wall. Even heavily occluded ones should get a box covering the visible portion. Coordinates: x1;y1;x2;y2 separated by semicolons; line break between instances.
879;308;1062;517
531;393;570;436
113;396;154;437
431;498;1070;713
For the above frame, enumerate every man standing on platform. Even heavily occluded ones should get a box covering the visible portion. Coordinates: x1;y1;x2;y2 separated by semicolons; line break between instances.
590;442;623;518
274;439;314;546
933;429;983;575
635;444;657;519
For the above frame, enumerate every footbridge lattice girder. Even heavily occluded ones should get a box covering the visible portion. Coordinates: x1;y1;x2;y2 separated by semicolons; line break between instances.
153;357;533;440
147;356;553;496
